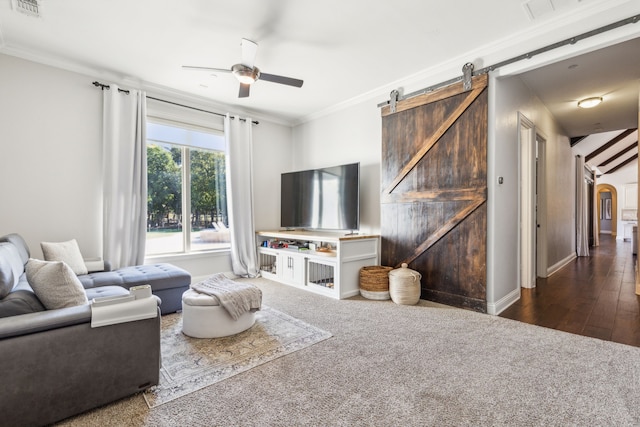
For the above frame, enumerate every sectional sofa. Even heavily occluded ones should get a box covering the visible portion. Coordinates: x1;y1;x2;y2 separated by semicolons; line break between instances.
0;233;191;426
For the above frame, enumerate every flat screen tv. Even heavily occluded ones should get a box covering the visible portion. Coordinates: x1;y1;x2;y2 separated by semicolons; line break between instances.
281;162;359;231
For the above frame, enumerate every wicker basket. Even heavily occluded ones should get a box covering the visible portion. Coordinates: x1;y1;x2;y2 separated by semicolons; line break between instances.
389;263;421;305
359;266;393;300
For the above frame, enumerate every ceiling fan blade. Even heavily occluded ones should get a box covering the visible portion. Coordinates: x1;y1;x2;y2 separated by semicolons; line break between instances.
182;65;231;73
259;72;304;88
240;38;258;68
239;83;250;98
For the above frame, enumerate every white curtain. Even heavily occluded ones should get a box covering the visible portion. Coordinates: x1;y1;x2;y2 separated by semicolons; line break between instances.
224;115;259;277
102;85;147;269
576;155;590;257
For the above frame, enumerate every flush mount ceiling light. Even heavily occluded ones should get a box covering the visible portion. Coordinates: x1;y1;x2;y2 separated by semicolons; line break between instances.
578;96;603;109
231;64;260;85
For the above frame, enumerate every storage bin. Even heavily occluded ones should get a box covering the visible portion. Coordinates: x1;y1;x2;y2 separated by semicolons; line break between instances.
389;263;421;305
359;266;393;300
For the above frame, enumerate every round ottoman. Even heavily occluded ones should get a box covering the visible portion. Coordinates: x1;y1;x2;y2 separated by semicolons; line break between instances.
181;288;256;338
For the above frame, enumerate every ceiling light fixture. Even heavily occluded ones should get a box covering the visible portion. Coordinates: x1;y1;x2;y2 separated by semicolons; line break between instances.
578;96;603;109
231;64;260;85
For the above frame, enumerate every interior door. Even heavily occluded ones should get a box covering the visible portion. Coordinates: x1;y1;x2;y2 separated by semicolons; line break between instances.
380;74;488;312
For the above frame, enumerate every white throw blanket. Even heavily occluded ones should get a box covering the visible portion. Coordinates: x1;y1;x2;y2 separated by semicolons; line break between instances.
190;273;262;320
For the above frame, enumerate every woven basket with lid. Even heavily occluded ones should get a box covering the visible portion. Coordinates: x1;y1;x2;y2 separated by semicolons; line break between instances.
389;263;421;305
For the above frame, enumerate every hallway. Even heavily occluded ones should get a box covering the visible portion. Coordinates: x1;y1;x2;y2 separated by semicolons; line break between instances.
500;235;640;347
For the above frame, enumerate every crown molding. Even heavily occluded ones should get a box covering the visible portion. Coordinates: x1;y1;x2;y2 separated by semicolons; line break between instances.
294;0;638;126
0;44;296;128
1;0;636;129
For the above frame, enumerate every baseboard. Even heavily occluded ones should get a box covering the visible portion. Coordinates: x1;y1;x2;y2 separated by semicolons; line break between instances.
547;253;577;277
487;287;520;316
422;289;487;313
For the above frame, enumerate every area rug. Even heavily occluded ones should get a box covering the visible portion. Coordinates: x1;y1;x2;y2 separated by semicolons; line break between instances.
143;305;332;408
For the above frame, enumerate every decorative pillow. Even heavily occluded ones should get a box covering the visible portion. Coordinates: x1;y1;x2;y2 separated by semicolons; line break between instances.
41;239;88;276
25;259;88;310
0;243;25;299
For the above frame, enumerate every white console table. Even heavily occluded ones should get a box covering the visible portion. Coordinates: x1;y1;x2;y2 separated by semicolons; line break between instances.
256;230;380;299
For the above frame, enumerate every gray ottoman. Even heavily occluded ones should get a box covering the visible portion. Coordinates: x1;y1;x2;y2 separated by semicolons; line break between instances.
79;263;191;314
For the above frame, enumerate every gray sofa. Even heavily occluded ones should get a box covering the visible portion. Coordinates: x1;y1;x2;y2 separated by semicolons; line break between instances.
0;233;190;426
0;233;191;315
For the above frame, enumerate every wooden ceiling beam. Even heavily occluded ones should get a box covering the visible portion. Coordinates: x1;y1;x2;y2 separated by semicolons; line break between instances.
585;128;637;162
598;140;638;167
570;136;587;147
603;153;638;175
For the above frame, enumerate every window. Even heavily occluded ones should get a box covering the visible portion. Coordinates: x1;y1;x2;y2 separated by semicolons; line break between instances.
146;120;229;255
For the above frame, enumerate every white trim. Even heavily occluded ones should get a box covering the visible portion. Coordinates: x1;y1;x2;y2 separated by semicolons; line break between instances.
546;252;577;277
145;249;230;265
487;287;521;316
535;133;549;278
519;113;537;289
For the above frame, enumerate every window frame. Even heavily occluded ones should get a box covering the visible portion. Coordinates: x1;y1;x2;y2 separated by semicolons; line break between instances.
145;99;228;257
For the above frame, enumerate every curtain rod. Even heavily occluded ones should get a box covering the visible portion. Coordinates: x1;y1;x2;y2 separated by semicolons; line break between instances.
92;81;259;125
378;14;640;108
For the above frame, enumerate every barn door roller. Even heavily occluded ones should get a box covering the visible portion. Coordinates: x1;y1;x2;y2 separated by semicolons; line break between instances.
389;89;400;113
462;63;474;91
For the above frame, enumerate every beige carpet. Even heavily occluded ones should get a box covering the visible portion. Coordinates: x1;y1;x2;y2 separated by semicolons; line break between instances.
144;305;332;408
58;277;640;426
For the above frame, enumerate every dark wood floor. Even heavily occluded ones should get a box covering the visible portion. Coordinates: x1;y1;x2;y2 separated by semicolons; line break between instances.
499;235;640;347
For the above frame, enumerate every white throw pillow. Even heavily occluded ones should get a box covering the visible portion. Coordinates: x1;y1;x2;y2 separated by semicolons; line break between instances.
25;259;88;310
41;239;88;276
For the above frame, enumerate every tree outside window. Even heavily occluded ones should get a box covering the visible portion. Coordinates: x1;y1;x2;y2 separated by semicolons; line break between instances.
146;121;229;255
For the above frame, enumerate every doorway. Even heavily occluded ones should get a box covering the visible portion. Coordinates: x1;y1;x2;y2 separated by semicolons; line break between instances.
596;184;618;238
519;114;535;288
519;113;547;288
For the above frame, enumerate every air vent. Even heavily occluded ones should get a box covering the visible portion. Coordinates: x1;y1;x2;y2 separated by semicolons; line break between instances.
522;0;582;20
11;0;41;18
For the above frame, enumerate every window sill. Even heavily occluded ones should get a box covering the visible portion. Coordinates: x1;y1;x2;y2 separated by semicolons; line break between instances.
145;248;230;264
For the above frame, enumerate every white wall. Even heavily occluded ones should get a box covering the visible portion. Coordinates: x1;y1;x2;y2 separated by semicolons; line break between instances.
0;54;103;259
0;53;293;279
252;120;294;231
486;73;575;314
291;101;381;235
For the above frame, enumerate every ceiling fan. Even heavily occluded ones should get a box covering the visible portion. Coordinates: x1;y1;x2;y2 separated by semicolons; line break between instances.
182;38;304;98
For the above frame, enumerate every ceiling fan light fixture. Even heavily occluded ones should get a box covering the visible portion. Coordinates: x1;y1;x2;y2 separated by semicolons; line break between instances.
231;64;260;85
578;96;603;109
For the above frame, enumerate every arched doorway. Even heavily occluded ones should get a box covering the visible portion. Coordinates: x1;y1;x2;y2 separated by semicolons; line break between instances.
596;184;617;238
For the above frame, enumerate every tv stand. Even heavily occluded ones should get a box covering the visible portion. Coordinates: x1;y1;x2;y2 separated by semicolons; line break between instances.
256;230;380;299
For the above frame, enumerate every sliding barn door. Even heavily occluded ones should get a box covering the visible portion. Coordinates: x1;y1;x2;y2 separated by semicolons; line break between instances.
381;74;488;312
